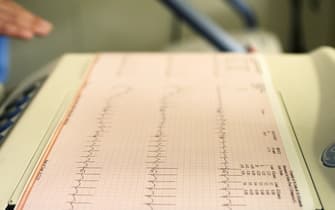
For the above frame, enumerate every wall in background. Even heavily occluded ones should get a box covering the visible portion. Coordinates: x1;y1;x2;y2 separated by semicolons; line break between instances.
302;0;335;49
9;0;173;87
8;0;335;87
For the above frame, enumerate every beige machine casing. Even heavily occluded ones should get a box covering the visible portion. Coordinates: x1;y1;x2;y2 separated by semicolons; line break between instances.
0;48;334;209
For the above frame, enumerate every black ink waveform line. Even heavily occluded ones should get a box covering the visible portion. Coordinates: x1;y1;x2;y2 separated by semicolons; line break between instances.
67;87;131;210
145;88;180;210
216;87;245;210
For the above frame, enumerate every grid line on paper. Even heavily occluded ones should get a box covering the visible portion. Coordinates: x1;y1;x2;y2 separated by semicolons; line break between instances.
144;87;181;210
67;87;131;210
216;86;246;210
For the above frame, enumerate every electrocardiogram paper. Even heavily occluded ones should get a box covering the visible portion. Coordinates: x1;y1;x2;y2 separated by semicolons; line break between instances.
18;54;313;210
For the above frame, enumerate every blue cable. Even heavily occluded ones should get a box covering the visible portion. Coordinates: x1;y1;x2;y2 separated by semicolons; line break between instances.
0;36;9;83
226;0;258;29
160;0;246;52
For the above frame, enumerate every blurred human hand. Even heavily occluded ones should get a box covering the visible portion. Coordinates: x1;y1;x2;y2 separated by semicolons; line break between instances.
0;0;52;39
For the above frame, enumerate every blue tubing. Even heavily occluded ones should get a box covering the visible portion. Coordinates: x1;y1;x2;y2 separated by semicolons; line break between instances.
226;0;258;29
160;0;246;52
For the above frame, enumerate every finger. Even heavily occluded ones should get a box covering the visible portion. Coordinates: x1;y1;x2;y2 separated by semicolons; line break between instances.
32;17;53;36
0;1;31;19
0;1;34;29
0;23;34;39
0;1;47;32
10;13;50;35
0;16;36;39
8;2;53;36
0;1;52;38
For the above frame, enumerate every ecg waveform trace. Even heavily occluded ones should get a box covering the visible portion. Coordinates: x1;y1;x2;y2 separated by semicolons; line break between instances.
67;87;131;210
18;53;312;210
145;87;181;209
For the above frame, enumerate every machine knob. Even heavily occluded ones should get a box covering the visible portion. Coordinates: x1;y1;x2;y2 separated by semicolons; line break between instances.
322;143;335;168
